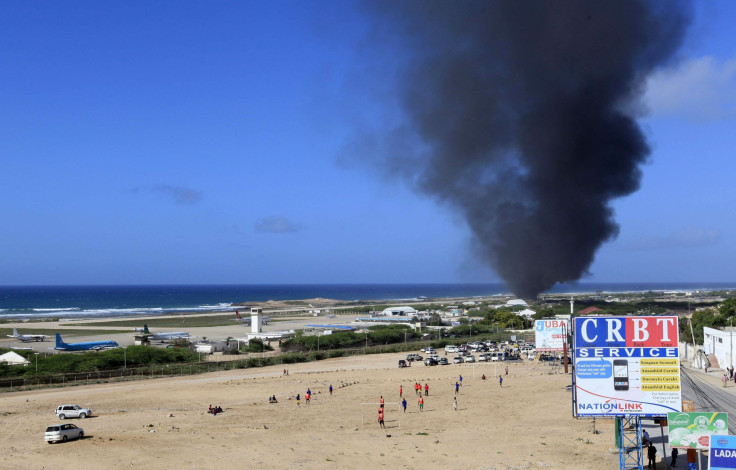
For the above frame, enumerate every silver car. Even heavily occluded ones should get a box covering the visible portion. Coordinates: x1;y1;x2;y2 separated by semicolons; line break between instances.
55;404;92;419
45;423;84;444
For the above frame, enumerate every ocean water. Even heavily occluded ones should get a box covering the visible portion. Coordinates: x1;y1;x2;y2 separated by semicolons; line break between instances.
0;282;733;320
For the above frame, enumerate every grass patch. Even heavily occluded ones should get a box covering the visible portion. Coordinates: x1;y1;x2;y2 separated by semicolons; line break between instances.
0;328;130;337
71;315;240;329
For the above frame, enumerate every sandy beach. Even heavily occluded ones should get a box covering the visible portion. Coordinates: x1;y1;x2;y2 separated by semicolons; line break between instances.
1;350;619;469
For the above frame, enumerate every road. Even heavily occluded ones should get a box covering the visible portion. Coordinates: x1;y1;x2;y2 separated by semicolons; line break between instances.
681;366;736;434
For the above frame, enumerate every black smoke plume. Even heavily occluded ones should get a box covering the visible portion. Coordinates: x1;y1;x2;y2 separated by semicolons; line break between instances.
355;0;691;298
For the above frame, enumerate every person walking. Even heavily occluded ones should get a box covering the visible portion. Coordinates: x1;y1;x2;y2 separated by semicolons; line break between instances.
723;373;728;388
505;365;509;376
296;393;301;406
415;382;420;395
306;390;311;405
378;408;385;429
418;396;424;412
499;375;503;387
647;442;657;469
329;384;333;395
455;382;460;395
424;383;429;396
399;385;403;397
380;396;385;409
453;396;457;411
459;375;463;386
402;398;407;413
671;447;678;467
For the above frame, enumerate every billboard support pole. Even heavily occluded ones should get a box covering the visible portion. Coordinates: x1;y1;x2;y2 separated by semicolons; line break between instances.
570;318;576;419
563;323;569;374
660;421;669;470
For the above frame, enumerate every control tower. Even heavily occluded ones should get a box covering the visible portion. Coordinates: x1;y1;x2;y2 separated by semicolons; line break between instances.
250;307;263;334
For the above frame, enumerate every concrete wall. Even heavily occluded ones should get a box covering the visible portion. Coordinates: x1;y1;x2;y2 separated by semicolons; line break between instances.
703;327;736;370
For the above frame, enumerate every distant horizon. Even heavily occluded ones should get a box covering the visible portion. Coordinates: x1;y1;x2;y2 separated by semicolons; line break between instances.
2;281;735;288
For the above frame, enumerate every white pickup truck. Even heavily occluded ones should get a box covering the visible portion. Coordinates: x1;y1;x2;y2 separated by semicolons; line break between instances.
55;404;92;419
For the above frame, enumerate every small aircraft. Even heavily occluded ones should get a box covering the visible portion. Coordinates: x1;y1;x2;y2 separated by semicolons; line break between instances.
7;328;46;342
54;333;119;351
141;324;190;341
234;310;270;325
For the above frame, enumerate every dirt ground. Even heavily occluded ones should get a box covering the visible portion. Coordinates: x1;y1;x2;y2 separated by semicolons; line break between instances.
0;353;619;469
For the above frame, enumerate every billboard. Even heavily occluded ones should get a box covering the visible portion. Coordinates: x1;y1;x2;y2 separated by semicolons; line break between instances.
668;412;728;450
534;319;569;352
573;316;681;417
710;435;736;470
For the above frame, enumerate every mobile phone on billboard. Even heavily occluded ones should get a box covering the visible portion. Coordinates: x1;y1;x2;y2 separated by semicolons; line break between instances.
613;359;629;391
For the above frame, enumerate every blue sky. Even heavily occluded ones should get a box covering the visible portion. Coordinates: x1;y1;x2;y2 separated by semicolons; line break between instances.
1;1;734;286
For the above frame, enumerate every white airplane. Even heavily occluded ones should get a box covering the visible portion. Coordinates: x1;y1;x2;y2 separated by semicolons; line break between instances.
234;311;270;325
141;324;190;341
7;328;46;342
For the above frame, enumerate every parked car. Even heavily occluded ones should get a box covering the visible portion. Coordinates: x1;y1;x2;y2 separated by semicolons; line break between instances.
406;353;423;362
438;358;449;365
398;360;410;368
55;404;92;419
465;355;476;363
453;356;464;364
45;423;84;444
424;357;438;366
478;353;490;362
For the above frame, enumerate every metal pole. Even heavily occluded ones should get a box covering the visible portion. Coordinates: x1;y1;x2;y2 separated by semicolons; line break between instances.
124;347;127;370
562;324;569;374
35;353;39;373
660;422;669;470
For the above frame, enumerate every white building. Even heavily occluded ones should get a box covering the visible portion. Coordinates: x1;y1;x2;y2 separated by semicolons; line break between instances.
703;326;736;370
516;308;536;318
0;351;30;366
379;306;417;316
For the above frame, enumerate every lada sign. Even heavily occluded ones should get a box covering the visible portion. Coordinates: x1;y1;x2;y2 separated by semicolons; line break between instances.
573;316;681;417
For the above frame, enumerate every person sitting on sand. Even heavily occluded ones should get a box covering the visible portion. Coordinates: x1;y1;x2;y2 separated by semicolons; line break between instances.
482;374;486;380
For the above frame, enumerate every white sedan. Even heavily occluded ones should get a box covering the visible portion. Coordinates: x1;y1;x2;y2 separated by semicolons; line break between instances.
453;356;464;364
465;355;476;363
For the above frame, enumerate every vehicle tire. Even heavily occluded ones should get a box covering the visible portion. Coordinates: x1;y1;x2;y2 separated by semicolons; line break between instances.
58;414;65;420
79;413;86;419
47;441;53;444
62;435;68;442
79;432;84;439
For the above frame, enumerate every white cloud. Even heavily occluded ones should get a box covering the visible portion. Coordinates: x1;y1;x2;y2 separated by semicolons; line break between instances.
645;56;736;121
626;226;720;251
151;185;203;205
255;216;305;233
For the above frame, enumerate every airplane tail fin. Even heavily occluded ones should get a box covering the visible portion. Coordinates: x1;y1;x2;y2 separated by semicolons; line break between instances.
55;333;66;348
143;324;151;334
13;327;19;336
